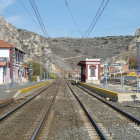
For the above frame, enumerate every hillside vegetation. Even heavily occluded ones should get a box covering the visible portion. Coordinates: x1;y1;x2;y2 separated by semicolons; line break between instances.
50;36;134;64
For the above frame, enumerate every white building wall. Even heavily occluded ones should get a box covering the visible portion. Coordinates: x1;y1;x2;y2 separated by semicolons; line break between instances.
0;67;3;84
87;65;98;80
0;49;9;58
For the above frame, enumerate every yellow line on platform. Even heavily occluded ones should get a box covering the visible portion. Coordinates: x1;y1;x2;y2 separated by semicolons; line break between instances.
0;90;19;91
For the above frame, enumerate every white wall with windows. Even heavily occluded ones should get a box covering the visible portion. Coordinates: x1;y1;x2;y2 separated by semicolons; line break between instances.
87;65;98;80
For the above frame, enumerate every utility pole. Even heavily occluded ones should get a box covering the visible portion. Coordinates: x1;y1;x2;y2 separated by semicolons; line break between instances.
106;62;108;88
103;58;105;86
40;56;42;81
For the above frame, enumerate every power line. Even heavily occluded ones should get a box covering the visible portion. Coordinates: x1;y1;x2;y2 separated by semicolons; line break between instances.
78;0;110;50
18;0;40;28
83;0;105;38
29;0;48;38
32;0;50;37
1;8;139;35
65;0;82;37
2;9;140;39
0;8;80;33
85;0;110;38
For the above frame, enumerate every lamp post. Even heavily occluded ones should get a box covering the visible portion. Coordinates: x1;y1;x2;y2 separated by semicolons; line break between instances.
103;58;105;86
125;54;130;76
10;54;13;87
136;41;140;93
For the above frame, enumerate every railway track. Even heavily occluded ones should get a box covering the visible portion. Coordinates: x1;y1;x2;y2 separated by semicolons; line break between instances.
0;80;56;121
1;79;140;139
69;80;140;139
31;81;61;140
65;80;108;140
0;81;60;140
30;80;108;140
76;82;140;125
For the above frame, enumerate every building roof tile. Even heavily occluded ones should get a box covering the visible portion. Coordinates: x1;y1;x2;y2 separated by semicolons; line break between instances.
0;40;13;48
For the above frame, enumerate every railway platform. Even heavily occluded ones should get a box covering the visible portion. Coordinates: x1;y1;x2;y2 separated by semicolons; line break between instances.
72;80;140;102
0;80;53;107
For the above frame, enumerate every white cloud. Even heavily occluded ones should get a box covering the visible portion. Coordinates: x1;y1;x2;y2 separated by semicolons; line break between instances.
0;0;14;10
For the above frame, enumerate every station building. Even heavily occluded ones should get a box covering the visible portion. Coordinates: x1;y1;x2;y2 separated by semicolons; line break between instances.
77;59;100;84
0;40;29;84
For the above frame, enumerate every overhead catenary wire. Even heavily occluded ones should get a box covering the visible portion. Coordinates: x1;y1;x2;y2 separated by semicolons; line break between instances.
85;0;110;38
29;0;49;38
83;0;105;38
1;8;139;36
19;0;40;29
71;0;109;50
77;0;110;50
65;0;82;37
32;0;50;38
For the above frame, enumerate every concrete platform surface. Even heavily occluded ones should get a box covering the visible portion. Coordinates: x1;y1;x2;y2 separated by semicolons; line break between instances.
88;83;136;93
0;80;51;101
75;80;140;101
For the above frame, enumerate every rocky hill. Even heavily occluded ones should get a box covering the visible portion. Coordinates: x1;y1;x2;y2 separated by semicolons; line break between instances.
1;14;139;73
106;28;140;64
0;14;71;76
50;36;134;64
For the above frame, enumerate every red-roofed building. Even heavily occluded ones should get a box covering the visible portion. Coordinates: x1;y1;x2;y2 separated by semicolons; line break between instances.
0;40;29;84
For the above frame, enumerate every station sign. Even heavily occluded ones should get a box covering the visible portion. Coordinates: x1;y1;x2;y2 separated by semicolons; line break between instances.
0;57;7;61
107;63;121;66
124;76;137;81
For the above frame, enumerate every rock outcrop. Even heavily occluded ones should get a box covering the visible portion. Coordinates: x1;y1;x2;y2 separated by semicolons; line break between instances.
0;14;71;75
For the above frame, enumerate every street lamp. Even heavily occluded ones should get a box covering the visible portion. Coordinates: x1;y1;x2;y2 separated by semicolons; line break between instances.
103;58;105;86
126;54;129;76
136;41;140;93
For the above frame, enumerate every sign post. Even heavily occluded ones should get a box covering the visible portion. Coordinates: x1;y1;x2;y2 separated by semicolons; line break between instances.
30;62;32;83
10;55;13;87
106;62;108;88
107;63;123;92
107;63;121;66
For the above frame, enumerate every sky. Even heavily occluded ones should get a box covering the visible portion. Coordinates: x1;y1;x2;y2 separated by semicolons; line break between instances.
0;0;140;38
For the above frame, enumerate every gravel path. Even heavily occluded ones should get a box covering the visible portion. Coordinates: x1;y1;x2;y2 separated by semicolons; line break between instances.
70;82;140;140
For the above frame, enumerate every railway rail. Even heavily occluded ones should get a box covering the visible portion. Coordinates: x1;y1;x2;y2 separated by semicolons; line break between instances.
75;82;140;125
1;79;140;139
0;81;56;121
70;80;140;139
31;80;108;140
65;80;108;140
0;80;61;140
31;81;61;140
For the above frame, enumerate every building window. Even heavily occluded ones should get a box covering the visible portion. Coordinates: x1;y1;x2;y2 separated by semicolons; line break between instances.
90;66;95;76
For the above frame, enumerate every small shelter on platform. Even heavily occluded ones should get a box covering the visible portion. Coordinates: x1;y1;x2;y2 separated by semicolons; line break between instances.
77;59;100;84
